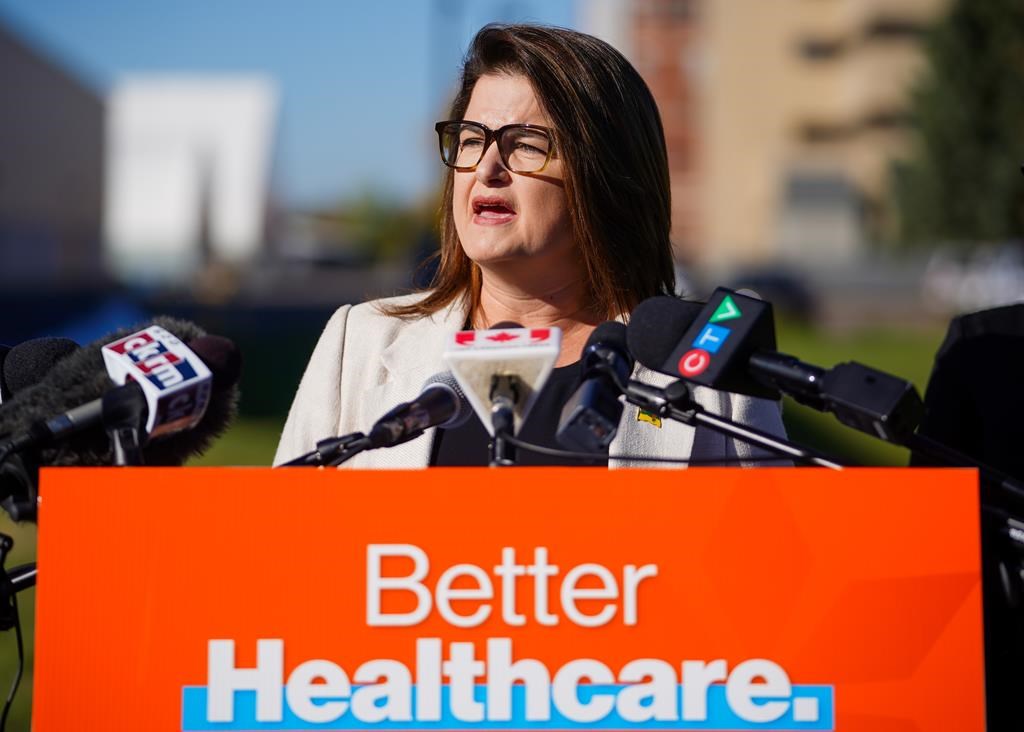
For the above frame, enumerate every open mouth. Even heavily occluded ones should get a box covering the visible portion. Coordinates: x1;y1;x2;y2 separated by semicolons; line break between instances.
472;198;516;222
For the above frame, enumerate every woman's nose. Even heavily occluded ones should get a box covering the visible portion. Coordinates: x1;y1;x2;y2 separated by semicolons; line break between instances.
475;140;510;185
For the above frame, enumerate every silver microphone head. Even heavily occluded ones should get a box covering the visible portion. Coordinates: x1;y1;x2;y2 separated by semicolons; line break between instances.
422;371;473;429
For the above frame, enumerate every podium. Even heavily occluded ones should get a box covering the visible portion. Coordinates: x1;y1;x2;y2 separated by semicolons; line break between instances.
31;467;985;730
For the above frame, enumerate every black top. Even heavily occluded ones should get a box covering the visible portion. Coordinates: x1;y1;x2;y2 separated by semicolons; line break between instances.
430;361;608;466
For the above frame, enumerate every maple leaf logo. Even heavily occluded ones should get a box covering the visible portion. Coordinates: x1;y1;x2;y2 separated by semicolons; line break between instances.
487;332;518;342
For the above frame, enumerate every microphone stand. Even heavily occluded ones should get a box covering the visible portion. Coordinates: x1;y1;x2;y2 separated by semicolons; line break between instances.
0;533;34;632
489;375;519;467
109;427;144;466
907;432;1024;506
622;378;844;469
747;350;1024;499
279;432;372;467
0;532;31;732
102;388;147;466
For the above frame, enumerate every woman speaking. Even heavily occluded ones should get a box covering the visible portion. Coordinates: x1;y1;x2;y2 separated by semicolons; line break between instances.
274;24;785;467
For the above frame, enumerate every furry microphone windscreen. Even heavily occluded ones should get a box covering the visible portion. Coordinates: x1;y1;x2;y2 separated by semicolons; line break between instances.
3;337;80;397
0;317;240;467
0;345;10;402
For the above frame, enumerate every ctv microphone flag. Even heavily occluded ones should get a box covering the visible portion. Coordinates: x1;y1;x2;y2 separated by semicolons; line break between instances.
101;325;213;439
443;327;560;436
658;289;780;400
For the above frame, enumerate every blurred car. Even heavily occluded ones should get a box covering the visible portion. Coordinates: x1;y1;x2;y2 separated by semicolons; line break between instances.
727;269;818;322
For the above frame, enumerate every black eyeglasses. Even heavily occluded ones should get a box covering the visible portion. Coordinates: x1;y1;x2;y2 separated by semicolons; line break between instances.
435;120;556;174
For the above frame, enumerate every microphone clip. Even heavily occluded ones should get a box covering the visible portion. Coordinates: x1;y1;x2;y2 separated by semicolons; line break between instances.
622;379;695;418
279;432;371;467
317;432;372;467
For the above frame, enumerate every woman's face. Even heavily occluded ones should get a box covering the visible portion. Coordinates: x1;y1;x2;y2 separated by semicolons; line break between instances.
452;73;574;272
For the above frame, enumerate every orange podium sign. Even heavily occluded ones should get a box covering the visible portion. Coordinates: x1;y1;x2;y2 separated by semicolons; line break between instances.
32;467;984;731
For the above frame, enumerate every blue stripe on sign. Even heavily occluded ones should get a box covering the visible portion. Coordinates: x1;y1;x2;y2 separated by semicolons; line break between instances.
181;684;834;730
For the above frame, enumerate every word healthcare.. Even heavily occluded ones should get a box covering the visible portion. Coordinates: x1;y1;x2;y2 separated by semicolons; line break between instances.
185;544;834;731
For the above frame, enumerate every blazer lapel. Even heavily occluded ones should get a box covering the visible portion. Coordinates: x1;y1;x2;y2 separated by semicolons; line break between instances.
348;301;466;469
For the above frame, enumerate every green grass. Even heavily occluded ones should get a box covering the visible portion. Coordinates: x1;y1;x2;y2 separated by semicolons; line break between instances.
775;318;947;466
188;417;282;467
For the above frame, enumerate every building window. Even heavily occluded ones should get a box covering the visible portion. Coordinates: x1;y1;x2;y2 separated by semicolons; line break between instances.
862;109;911;130
798;37;846;60
864;17;925;41
639;0;694;21
797;121;853;143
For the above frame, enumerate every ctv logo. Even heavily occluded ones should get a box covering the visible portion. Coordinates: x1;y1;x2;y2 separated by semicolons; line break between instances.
181;545;835;731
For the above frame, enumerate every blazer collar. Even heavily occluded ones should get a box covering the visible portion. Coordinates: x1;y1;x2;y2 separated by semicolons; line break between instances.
379;298;467;378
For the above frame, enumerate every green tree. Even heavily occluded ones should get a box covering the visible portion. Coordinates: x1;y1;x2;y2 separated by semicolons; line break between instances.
339;192;439;262
893;0;1024;246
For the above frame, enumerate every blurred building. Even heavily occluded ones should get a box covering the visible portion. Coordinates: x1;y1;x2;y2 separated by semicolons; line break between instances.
104;76;278;287
0;19;105;288
580;0;949;272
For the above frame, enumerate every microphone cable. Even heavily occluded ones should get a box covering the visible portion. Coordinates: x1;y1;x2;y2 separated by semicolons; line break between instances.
504;434;797;466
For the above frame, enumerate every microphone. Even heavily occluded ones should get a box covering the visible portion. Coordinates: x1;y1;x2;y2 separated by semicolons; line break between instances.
2;337;80;401
2;325;211;460
443;324;560;465
628;290;923;444
628;293;780;400
367;372;471;449
0;319;240;468
556;321;634;453
282;372;471;467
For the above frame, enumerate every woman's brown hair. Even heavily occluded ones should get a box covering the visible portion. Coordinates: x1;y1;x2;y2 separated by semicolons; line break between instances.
386;23;675;320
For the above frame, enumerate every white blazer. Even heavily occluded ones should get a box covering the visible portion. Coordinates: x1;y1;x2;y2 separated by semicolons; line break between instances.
273;293;788;468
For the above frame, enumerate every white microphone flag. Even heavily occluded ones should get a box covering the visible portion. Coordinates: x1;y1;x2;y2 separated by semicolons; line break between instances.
101;325;212;438
443;327;560;436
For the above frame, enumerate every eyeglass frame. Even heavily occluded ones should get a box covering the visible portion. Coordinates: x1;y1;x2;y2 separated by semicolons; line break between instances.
434;120;557;174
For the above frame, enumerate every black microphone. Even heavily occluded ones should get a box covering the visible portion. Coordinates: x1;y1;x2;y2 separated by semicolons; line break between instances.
367;372;471;449
2;337;80;400
628;294;781;399
627;290;923;444
556;321;634;453
0;320;240;468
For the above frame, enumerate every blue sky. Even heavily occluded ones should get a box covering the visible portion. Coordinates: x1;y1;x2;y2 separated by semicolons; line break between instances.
0;0;576;208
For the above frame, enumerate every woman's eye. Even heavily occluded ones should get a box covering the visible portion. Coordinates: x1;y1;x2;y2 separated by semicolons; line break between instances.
516;142;546;155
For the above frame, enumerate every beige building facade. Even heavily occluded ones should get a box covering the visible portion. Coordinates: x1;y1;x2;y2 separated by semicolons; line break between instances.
581;0;949;271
